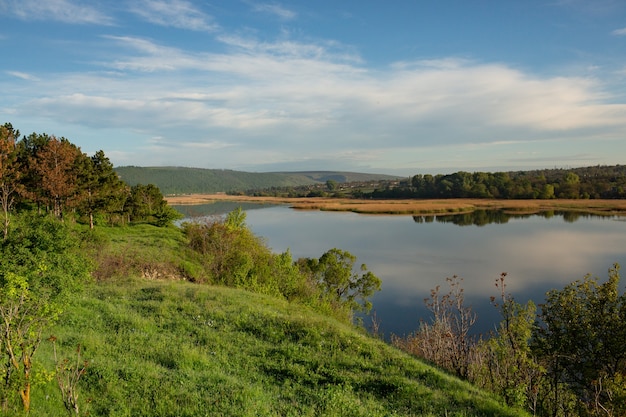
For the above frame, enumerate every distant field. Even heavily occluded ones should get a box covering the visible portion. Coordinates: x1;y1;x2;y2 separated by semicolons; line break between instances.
166;194;626;216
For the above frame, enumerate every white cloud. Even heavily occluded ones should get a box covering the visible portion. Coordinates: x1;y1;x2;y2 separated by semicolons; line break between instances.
0;0;113;24
249;2;297;20
612;27;626;36
129;0;218;31
4;33;626;170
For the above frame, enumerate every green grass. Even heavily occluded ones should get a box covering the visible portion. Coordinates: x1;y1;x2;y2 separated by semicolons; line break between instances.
84;223;208;282
25;279;528;417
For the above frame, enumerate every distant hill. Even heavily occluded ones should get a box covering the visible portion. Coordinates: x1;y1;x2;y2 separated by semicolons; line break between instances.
114;166;400;195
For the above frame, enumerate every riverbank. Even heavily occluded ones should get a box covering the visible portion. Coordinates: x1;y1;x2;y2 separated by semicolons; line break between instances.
165;194;626;216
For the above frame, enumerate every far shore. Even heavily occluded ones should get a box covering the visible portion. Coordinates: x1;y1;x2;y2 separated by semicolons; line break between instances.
165;194;626;216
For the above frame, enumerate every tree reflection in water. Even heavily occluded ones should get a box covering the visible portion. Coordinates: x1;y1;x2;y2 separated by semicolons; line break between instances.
412;210;593;226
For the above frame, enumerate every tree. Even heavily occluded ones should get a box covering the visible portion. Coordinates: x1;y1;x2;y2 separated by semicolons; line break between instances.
30;137;81;219
533;264;626;417
75;150;127;228
0;214;90;412
0;123;22;239
299;248;381;317
129;184;181;226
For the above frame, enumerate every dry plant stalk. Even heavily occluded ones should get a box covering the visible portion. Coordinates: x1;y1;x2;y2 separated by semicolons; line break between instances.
49;336;88;416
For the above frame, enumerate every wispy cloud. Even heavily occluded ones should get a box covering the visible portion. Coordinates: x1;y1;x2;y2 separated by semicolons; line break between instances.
5;71;39;81
249;2;297;20
129;0;218;31
612;27;626;36
0;0;113;24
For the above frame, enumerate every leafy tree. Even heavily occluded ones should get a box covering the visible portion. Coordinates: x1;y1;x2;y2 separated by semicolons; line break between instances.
533;264;626;417
0;214;90;412
15;132;51;212
75;150;127;228
0;124;22;239
129;184;181;226
298;248;381;317
29;137;81;219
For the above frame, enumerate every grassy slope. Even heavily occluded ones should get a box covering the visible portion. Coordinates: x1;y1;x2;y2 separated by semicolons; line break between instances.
114;166;400;195
22;223;527;416
34;280;527;417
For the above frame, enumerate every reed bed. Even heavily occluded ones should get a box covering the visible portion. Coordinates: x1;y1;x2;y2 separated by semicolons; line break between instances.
166;194;626;216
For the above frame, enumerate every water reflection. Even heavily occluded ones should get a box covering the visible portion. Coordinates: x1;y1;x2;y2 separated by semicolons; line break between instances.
173;201;278;219
413;209;596;227
175;204;626;338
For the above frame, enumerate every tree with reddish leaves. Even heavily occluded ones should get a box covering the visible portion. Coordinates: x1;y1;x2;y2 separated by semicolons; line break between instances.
0;123;22;239
30;137;81;220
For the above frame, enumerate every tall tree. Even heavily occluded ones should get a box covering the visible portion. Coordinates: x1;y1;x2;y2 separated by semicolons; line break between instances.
15;132;51;212
0;123;22;239
76;150;126;228
30;137;81;219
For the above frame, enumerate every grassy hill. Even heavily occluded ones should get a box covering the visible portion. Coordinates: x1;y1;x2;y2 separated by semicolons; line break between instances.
114;166;400;195
35;280;527;417
19;223;527;416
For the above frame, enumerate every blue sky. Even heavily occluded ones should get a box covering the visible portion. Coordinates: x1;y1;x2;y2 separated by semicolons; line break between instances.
1;0;626;174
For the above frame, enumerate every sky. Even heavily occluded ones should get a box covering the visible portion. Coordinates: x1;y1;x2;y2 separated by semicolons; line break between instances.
1;0;626;175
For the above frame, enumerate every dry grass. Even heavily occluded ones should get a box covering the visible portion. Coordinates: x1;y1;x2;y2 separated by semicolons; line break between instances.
165;194;626;216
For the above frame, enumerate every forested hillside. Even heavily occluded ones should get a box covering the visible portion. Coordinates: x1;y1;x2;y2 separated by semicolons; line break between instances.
114;166;399;195
368;165;626;199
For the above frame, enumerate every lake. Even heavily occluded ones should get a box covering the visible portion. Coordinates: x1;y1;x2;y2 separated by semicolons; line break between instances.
174;203;626;338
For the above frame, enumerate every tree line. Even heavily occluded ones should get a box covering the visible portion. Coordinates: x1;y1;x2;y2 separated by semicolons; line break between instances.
241;165;626;200
368;166;626;200
392;268;626;417
0;122;179;237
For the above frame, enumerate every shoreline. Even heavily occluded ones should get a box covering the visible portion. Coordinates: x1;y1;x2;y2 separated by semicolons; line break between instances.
165;194;626;216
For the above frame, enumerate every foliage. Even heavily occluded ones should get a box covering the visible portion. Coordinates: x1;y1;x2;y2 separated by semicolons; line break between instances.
128;184;182;226
533;264;626;417
0;123;21;240
394;266;626;417
0;122;180;229
471;273;544;413
0;214;90;413
298;248;382;317
183;210;381;322
30;137;81;219
366;166;626;200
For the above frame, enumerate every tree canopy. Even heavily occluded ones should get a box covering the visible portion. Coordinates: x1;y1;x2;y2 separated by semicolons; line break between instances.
0;123;179;231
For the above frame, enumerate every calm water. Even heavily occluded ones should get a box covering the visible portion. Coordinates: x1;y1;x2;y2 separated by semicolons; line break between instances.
175;204;626;337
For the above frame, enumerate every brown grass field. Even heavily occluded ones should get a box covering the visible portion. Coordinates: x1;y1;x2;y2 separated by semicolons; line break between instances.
166;194;626;216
